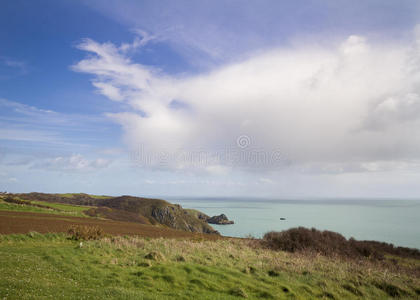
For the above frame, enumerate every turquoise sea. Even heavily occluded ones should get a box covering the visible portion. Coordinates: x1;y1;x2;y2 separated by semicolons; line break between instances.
171;198;420;249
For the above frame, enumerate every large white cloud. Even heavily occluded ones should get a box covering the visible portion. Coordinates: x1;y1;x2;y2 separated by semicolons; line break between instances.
72;27;420;174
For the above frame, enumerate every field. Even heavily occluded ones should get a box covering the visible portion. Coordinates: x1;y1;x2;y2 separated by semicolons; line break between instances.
0;211;219;240
1;194;419;299
1;233;419;299
0;197;91;218
1;193;218;234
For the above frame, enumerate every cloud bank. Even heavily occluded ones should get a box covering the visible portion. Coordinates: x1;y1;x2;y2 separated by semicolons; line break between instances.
73;27;420;175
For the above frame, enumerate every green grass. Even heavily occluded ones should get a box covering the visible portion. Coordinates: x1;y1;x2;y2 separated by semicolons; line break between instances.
0;200;55;214
58;193;111;199
184;209;208;218
31;200;91;214
0;198;91;218
0;233;418;299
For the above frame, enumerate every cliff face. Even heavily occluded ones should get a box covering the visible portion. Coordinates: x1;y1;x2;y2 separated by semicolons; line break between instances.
95;196;219;234
14;193;219;235
151;206;219;234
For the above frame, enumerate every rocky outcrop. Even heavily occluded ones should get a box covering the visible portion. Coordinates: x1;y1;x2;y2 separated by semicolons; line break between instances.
14;192;220;235
184;209;234;225
151;206;219;234
207;214;234;225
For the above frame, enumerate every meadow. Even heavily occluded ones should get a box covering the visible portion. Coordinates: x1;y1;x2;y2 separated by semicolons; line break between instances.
1;194;419;299
0;196;91;218
0;232;419;299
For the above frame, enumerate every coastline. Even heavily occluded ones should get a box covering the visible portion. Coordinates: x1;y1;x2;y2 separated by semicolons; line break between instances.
175;197;420;249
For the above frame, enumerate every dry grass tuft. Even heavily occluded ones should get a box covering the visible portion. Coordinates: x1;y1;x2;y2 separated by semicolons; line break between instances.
67;225;104;240
229;287;248;298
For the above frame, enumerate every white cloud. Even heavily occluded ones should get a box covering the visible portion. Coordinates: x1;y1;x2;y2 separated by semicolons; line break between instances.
205;165;230;176
73;26;420;174
92;82;124;101
364;93;420;130
259;177;274;184
120;29;156;52
31;154;111;172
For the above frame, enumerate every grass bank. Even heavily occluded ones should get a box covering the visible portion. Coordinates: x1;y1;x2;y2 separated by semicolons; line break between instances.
0;197;91;218
0;233;419;299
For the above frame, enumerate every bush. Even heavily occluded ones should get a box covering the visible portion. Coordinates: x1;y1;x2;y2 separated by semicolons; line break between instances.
144;251;165;261
264;227;346;254
263;227;420;260
67;225;103;240
263;227;374;259
4;196;28;205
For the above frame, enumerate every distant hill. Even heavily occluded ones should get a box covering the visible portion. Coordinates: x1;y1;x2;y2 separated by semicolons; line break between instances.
12;193;219;234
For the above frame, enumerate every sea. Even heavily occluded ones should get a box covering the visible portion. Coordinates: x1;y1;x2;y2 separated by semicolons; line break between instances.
170;198;420;249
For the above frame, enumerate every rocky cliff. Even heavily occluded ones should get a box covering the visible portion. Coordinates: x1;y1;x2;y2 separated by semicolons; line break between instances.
151;205;218;234
14;193;219;234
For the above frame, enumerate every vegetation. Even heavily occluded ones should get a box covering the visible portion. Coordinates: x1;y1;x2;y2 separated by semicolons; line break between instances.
1;193;419;299
68;225;104;241
84;207;151;224
0;232;419;299
0;196;91;218
0;210;218;240
31;200;91;214
9;193;217;234
263;227;420;260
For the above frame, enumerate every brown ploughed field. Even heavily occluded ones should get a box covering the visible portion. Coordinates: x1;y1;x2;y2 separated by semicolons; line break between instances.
0;210;220;240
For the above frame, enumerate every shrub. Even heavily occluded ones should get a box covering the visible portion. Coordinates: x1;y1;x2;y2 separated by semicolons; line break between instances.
67;225;103;240
264;227;347;254
263;227;420;260
144;251;165;261
262;227;378;259
175;255;186;262
4;196;28;205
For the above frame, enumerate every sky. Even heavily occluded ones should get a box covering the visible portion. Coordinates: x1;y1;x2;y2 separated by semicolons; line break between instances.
2;0;420;198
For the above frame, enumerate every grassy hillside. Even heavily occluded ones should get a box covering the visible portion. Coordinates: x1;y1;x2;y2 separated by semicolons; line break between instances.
0;232;419;299
5;193;218;234
0;210;221;240
0;196;91;218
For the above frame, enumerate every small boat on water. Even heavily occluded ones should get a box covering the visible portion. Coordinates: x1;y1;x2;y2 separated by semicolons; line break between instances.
280;217;286;220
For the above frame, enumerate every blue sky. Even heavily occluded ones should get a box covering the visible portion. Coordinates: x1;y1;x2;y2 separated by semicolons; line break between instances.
2;1;420;198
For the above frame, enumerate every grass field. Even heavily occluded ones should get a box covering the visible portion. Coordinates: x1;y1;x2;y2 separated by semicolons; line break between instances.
58;193;112;199
0;211;220;240
0;197;91;218
1;193;219;234
1;195;419;299
0;233;419;299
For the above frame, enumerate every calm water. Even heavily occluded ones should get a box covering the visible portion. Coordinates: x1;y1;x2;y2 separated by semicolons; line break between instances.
171;198;420;249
